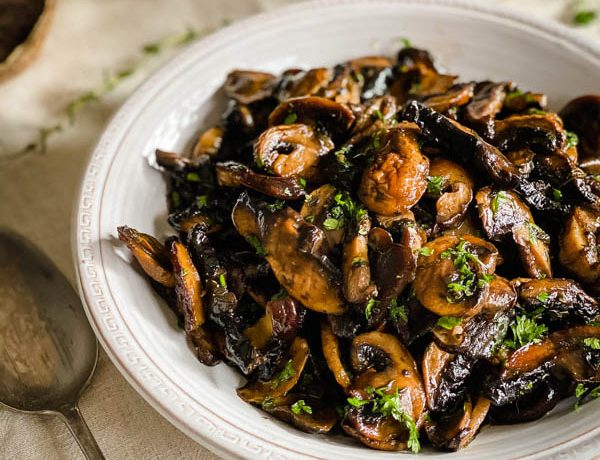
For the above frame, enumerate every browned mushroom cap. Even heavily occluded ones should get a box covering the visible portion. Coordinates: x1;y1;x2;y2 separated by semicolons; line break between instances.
215;161;305;199
559;95;600;173
192;126;223;160
237;337;309;404
342;215;378;304
170;240;205;333
319;64;362;104
560;206;600;288
503;89;547;113
224;70;276;104
350;95;398;136
263;394;337;434
493;112;567;158
277;67;333;100
321;319;352;391
432;276;516;359
463;81;510;138
254;124;333;178
515;278;599;323
268;96;355;134
505;148;536;176
244;296;302;348
428;158;474;229
503;325;600;382
117;226;175;287
422;82;475;114
413;235;498;317
358;123;429;216
155;149;195;172
425;394;490;451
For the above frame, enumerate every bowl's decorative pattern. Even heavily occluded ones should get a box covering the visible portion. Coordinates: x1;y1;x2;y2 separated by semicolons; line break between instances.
74;1;600;458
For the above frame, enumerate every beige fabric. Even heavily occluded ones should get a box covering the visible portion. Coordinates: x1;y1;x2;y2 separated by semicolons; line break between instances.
0;0;597;458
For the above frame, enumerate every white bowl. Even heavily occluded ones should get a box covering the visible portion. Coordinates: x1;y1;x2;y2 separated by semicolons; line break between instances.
73;1;600;458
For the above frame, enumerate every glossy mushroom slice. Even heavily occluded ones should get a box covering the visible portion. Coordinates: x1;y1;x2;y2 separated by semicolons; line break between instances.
425;394;490;451
502;89;547;114
244;295;304;349
215;161;305;200
268;96;355;135
413;235;498;317
560;95;600;173
432;276;516;360
170;240;205;333
560;206;600;289
514;278;599;324
358;123;429;216
117;226;175;287
422;341;473;414
342;214;378;304
463;81;510;139
300;184;344;249
321;319;352;391
254;123;334;178
232;197;345;314
427;158;474;230
476;187;552;279
347;56;393;100
343;332;426;452
224;70;277;104
263;394;337;434
276;67;333;100
237;337;309;404
192;126;223;160
489;381;560;424
320;62;362;104
422;82;475;114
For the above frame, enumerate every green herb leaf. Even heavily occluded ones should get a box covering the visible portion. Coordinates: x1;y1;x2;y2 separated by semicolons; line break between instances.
373;109;384;121
536;291;549;303
334;146;352;167
271;359;296;389
566;131;579;149
584;338;600;350
417;247;433;257
323;218;341;230
389;299;408;323
171;191;181;208
298;177;307;189
552;188;563;202
196;195;208;208
186;172;201;182
400;37;412;49
491;190;508;214
291;399;313;415
266;200;286;212
503;315;548;349
437;316;462;330
218;273;227;288
365;298;377;320
426;176;445;197
347;397;371;407
574;10;597;25
246;235;268;256
284;112;298;124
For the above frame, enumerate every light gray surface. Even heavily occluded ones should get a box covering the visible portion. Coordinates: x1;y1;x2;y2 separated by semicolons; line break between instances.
0;0;598;459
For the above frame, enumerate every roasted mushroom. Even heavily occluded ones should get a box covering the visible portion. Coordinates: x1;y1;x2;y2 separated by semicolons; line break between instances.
268;96;355;134
342;214;378;303
224;70;276;104
559;95;600;173
463;81;509;139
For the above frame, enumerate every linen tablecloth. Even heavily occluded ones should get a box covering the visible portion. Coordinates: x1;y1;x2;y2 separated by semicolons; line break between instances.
0;0;598;458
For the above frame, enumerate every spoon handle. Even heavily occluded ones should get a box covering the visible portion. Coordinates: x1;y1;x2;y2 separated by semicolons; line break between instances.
58;405;105;460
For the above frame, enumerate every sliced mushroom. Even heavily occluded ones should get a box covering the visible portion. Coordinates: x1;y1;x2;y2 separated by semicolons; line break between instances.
320;63;362;104
224;70;276;104
559;95;600;173
515;278;599;324
192;126;223;160
432;276;516;360
268;96;355;134
348;56;393;101
413;235;498;317
490;381;560;424
422;341;473;413
117;226;175;287
422;82;475;113
237;337;309;404
276;67;333;100
428;158;474;229
321;319;352;390
244;296;303;348
215;161;305;199
300;184;344;248
254;124;334;178
463;81;509;139
358;123;429;215
264;395;337;433
425;395;490;451
170;240;205;333
560;206;600;288
188;326;221;366
232;197;345;314
502;89;547;113
342;214;378;303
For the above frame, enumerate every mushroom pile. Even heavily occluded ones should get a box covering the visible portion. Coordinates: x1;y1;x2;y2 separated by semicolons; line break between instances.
118;46;600;452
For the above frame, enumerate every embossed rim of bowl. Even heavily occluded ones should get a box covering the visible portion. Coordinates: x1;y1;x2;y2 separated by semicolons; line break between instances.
73;1;600;459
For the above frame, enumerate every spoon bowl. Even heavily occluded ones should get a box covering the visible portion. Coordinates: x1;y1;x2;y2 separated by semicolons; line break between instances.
0;229;104;459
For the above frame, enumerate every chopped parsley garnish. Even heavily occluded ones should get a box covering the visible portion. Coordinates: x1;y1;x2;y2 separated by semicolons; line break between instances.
291;400;313;415
574;382;600;410
346;385;420;453
327;192;368;230
552;188;563;202
536;291;549;303
246;235;268;256
440;239;492;303
372;130;382;149
491;190;508;214
334;146;352;167
389;299;408;322
529;108;547;116
186;172;201;182
504;89;524;103
400;37;412;49
566;131;579;149
426;175;445;197
196;195;208;208
298;177;307;189
271;359;296;389
417;247;433;257
323;217;342;230
502;315;548;349
583;337;600;350
171;191;181;208
525;221;548;244
284;112;298;124
365;298;377;319
352;257;368;267
266;199;286;212
261;396;275;410
218;273;227;288
373;109;385;121
574;10;597;25
283;187;292;197
436;316;462;330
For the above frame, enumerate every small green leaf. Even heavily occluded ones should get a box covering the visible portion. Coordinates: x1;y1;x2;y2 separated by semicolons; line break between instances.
365;298;377;319
218;273;227;288
284;112;298;124
271;360;295;389
290;399;313;415
323;218;341;230
417;247;433;256
186;172;201;182
566;131;579;149
536;291;549;303
436;316;462;330
574;10;597;25
552;188;563;201
426;176;445;197
584;337;600;350
400;37;412;48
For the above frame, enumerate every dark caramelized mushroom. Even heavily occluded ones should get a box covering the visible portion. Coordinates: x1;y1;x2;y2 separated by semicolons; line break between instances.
192;126;223;160
300;184;344;248
215;161;305;199
342;214;378;303
358;123;429;215
277;68;333;100
463;81;509;139
515;278;599;324
422;82;475;113
490;381;560;424
244;296;303;348
224;70;276;104
264;395;337;433
560;206;600;289
117;226;175;287
428;158;474;229
254;124;333;178
559;95;600;172
268;96;355;134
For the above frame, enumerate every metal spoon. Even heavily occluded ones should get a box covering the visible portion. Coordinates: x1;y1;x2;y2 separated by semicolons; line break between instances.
0;229;105;459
